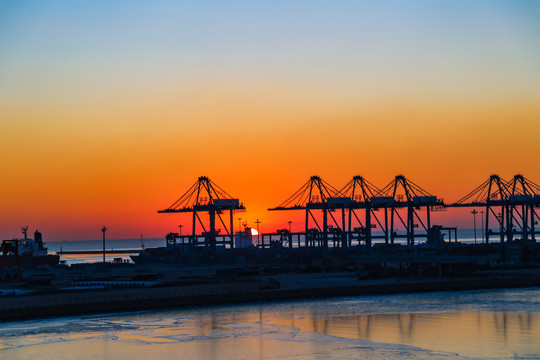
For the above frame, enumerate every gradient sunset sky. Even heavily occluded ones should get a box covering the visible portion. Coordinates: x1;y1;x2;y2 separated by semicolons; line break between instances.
1;1;539;241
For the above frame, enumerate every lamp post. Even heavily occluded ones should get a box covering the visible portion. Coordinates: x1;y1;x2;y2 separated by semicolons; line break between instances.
101;226;107;263
288;220;292;233
480;211;485;243
498;212;503;242
255;219;261;247
471;210;478;244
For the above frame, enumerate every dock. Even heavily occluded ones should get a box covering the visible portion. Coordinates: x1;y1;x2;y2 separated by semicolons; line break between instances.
1;269;540;322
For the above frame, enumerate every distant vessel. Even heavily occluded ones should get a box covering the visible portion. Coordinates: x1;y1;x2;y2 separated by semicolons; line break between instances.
234;227;254;248
0;226;60;267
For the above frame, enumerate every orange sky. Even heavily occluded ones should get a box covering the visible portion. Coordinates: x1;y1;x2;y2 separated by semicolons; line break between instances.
2;99;538;240
1;2;539;240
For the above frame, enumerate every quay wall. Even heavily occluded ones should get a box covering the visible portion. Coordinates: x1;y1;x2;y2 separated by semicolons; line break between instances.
1;275;540;322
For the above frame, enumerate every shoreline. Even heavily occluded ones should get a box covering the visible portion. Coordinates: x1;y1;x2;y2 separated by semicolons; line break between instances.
1;271;539;322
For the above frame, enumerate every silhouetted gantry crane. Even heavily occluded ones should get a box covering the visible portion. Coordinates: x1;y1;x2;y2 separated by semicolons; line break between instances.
375;175;443;245
158;176;245;251
159;174;539;251
269;174;444;248
336;175;382;247
268;176;345;248
508;175;540;241
450;174;540;243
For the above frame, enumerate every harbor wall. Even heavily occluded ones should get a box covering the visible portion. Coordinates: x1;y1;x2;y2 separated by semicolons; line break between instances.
1;275;540;322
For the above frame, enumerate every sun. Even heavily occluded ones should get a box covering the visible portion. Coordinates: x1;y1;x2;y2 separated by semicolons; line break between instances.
250;228;259;236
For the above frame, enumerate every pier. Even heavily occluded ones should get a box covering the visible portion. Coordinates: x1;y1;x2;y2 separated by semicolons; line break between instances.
2;268;540;321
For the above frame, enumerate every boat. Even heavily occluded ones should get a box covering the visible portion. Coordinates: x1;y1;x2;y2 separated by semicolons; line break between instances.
0;227;60;268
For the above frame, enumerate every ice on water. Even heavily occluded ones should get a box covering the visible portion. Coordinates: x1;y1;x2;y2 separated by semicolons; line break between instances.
1;288;540;359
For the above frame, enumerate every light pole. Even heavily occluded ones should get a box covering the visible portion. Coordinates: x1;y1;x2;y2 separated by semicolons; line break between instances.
178;224;183;245
498;212;503;242
288;220;292;233
101;226;107;263
255;219;261;247
238;218;242;233
471;210;478;244
480;211;485;243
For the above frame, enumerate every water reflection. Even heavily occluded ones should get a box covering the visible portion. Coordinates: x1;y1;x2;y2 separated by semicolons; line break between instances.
269;310;540;358
1;289;540;359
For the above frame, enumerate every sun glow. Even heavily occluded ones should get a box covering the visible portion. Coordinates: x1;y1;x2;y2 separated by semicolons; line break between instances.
1;2;539;241
250;228;259;236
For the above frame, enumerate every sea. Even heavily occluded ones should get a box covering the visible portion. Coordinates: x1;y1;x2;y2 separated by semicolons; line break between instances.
47;238;165;265
1;288;539;359
47;228;487;265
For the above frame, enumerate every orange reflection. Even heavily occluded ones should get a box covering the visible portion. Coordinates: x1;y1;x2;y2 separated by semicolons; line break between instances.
269;311;540;358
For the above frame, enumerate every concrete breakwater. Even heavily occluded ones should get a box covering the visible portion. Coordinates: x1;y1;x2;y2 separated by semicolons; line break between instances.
1;271;540;322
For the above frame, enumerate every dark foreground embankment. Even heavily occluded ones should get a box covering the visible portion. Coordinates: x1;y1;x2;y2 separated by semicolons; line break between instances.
1;274;539;322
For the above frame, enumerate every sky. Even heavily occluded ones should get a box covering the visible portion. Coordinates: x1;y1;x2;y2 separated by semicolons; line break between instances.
1;1;539;241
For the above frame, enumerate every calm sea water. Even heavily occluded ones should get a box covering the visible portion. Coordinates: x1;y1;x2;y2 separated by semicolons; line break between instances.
46;238;163;264
1;288;539;359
